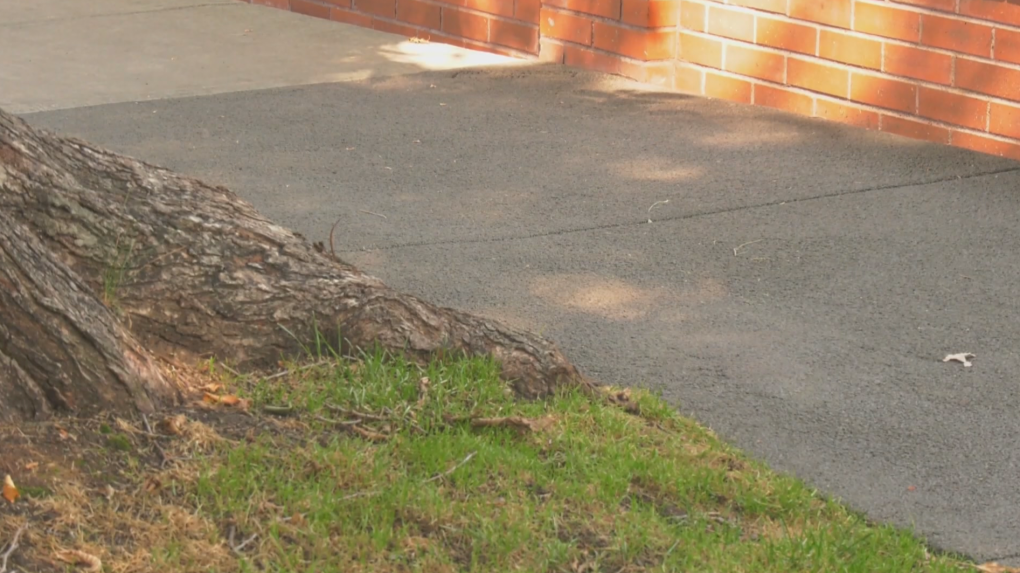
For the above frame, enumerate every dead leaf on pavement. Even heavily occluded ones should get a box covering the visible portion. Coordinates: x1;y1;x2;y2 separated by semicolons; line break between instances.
943;352;975;367
55;549;102;572
977;563;1020;573
2;474;19;503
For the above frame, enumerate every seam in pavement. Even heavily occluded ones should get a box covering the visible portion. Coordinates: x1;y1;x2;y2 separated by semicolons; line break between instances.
340;166;1020;254
0;2;237;29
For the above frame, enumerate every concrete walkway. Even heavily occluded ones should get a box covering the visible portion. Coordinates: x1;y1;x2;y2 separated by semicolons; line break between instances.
6;0;1020;564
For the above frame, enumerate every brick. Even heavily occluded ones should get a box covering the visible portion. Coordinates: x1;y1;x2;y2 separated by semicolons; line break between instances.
354;0;394;18
491;19;539;52
443;7;489;42
789;0;850;29
516;0;540;22
952;131;1020;161
703;71;753;103
564;44;623;74
959;0;1020;27
918;87;988;130
292;0;332;18
724;43;786;83
920;15;993;58
853;2;919;43
727;0;786;14
955;58;1020;101
439;0;514;17
594;23;676;60
539;37;566;62
540;8;592;44
755;16;816;55
706;5;754;42
674;63;703;93
788;57;848;97
396;0;441;28
815;98;880;129
679;32;723;68
995;28;1020;66
372;18;424;36
330;6;373;25
819;29;881;69
622;0;679;28
754;84;814;115
891;0;955;12
989;102;1020;140
881;115;950;143
543;0;620;19
883;43;951;85
850;72;916;113
678;1;705;32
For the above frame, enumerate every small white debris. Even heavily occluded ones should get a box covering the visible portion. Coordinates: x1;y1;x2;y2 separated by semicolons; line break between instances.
943;353;975;367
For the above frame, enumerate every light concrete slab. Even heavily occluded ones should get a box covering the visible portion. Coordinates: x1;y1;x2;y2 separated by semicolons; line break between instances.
0;0;522;113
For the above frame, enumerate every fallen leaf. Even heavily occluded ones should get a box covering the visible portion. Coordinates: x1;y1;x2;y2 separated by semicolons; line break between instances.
143;476;162;493
24;462;39;471
203;392;220;403
200;383;222;393
977;563;1020;573
57;427;77;441
943;352;975;367
2;474;19;503
55;549;102;572
219;394;242;406
158;414;186;435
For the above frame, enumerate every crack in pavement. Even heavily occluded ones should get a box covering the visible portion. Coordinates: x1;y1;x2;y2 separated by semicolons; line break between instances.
0;2;237;29
340;166;1020;254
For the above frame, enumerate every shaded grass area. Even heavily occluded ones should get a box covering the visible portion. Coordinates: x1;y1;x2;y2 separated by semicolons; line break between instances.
0;353;975;572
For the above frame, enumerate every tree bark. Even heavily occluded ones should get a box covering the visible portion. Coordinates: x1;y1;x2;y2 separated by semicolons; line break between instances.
0;107;586;423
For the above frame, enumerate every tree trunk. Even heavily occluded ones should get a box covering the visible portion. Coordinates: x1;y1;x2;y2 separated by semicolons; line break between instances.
0;107;587;423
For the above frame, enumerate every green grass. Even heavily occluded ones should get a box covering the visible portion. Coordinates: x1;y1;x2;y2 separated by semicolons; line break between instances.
152;353;969;573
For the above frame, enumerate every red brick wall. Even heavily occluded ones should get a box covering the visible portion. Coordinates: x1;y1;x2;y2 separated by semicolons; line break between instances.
243;0;1020;160
671;0;1020;160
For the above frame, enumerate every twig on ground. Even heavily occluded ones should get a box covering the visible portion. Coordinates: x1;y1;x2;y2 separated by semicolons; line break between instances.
348;424;389;442
262;404;294;416
227;525;258;555
218;363;244;378
325;404;387;421
329;215;343;261
423;451;477;484
339;490;380;501
315;415;388;440
263;359;332;382
315;415;362;427
733;239;762;256
359;209;387;219
0;524;28;573
141;414;154;434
